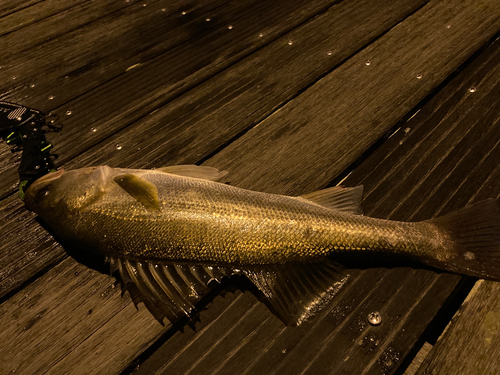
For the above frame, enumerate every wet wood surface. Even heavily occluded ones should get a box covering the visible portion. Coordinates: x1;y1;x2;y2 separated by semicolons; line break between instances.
1;0;500;374
416;281;500;375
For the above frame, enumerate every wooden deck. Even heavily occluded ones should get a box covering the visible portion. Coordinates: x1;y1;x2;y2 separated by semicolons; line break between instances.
1;0;500;373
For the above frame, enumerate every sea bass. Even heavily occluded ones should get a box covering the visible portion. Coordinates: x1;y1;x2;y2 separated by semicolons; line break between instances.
24;165;500;325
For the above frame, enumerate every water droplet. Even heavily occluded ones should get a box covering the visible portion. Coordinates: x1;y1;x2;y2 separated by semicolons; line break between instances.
416;74;423;79
66;110;72;115
181;10;186;15
48;95;54;100
287;40;293;45
368;311;382;325
282;349;287;354
446;25;451;29
11;76;17;80
34;165;40;170
469;87;477;93
29;83;35;88
258;33;264;38
116;144;122;150
205;17;211;22
365;60;371;66
327;51;333;56
16;116;22;121
75;272;79;276
227;25;233;30
142;3;146;6
91;127;97;133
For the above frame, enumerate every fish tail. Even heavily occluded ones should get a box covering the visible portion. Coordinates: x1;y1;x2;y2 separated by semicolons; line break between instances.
426;198;500;280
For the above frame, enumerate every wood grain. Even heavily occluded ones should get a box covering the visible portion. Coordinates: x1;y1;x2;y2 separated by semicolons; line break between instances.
0;0;41;18
415;281;500;375
0;0;88;37
207;0;500;195
0;257;166;375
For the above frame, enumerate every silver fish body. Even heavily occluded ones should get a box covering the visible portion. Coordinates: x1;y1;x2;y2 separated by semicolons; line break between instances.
23;165;500;324
25;166;445;266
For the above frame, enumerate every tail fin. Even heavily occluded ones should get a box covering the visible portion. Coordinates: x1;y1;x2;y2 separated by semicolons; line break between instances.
426;199;500;280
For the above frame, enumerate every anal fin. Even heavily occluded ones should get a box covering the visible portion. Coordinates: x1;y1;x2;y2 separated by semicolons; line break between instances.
242;259;349;326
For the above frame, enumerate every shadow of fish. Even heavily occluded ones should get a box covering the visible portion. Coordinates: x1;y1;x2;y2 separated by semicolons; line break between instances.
24;165;500;325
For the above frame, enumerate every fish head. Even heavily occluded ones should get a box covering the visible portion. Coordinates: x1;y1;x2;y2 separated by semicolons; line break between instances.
24;166;116;219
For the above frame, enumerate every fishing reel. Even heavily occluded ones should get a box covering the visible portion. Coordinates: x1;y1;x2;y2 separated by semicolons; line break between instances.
0;101;61;199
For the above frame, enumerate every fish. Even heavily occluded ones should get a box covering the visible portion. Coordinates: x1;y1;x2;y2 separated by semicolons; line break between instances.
24;165;500;325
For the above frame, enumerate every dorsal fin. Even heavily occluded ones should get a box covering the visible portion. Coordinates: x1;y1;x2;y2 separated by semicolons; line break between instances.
157;165;228;181
114;174;161;211
242;260;350;325
300;185;363;214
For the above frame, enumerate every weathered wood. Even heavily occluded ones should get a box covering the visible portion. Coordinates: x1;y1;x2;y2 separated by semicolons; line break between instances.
138;27;500;375
0;0;88;37
404;342;432;375
0;257;166;375
207;0;500;195
0;0;40;18
0;0;340;198
0;195;61;296
415;280;500;375
0;0;430;298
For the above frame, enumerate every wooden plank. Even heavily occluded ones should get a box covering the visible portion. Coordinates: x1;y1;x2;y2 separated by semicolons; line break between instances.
414;281;500;375
0;0;89;37
0;0;339;198
0;0;429;297
206;0;500;195
0;0;229;101
0;257;166;375
404;342;432;375
138;26;500;375
0;1;41;19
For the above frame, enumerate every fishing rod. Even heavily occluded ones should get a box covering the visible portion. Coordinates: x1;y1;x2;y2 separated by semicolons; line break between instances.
0;101;61;199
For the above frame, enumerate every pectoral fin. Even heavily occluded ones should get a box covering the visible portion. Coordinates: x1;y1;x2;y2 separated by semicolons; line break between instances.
109;257;233;324
242;260;350;325
114;174;161;211
157;165;228;181
300;185;363;214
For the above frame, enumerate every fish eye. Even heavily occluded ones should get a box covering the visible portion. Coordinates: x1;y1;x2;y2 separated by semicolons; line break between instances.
39;186;51;196
34;185;52;204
